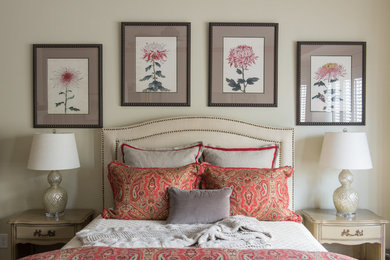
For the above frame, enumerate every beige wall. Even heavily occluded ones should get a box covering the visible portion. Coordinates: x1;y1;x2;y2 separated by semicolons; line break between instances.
1;0;389;258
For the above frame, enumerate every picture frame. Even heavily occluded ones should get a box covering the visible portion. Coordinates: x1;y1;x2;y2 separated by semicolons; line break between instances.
33;44;103;128
121;22;191;106
297;41;366;125
208;23;278;107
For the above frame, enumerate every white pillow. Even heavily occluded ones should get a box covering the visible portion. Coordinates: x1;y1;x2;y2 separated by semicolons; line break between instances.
202;144;278;168
120;142;203;168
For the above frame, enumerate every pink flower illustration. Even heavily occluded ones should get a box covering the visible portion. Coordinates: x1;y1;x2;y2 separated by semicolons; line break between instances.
312;62;346;110
227;45;258;69
140;42;170;92
225;45;259;93
52;67;83;88
142;42;168;63
61;71;75;84
315;63;346;82
51;67;83;113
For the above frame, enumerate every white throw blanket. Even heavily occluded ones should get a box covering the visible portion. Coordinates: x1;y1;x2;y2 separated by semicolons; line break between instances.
76;215;272;249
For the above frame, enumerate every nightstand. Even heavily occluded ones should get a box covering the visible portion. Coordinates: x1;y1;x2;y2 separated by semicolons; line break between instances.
299;208;388;260
9;209;94;260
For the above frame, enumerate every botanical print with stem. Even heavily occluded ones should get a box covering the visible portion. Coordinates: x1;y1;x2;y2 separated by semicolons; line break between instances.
47;59;89;114
223;37;264;93
310;56;351;112
136;37;177;92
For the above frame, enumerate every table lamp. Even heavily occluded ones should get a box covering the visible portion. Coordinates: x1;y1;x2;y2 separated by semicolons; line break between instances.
27;133;80;218
319;131;372;217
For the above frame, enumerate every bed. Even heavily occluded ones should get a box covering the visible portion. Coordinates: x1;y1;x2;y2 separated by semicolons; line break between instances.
21;116;356;260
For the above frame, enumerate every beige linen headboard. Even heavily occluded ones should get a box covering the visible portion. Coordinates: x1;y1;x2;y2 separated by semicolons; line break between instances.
101;116;295;210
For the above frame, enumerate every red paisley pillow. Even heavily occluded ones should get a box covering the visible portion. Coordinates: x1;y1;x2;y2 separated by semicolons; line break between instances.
201;163;302;222
103;162;202;220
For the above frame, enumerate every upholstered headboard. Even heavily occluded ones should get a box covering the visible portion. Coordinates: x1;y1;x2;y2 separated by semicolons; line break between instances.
101;116;295;210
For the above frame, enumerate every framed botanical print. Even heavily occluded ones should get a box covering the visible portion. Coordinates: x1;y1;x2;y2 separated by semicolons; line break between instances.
209;23;278;107
297;41;366;125
121;22;190;106
33;44;103;128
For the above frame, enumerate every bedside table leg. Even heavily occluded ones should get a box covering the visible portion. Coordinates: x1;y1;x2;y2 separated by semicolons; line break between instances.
11;224;16;260
352;244;365;259
364;243;382;260
383;225;387;260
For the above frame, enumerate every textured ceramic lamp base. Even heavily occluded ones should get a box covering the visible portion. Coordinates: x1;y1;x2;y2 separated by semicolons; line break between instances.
43;170;67;218
333;169;359;217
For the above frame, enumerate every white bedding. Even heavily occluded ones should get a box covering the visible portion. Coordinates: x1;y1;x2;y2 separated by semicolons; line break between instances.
64;215;326;252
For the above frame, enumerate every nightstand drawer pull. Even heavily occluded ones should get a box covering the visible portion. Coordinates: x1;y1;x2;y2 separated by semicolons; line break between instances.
341;229;363;237
33;229;56;237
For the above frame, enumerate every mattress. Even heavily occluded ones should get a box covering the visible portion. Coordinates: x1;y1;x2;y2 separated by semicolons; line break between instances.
64;215;326;252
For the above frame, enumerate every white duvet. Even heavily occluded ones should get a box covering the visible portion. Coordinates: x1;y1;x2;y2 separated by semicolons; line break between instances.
64;215;326;252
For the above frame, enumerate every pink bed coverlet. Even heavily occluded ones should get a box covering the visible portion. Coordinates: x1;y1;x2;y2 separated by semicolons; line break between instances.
21;246;356;260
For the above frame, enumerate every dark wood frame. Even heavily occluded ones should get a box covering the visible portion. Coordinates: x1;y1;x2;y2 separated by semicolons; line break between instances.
296;41;366;126
121;22;191;106
33;44;103;128
208;22;278;107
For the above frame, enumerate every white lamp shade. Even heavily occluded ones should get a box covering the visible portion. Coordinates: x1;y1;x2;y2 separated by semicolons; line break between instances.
28;133;80;171
319;132;372;170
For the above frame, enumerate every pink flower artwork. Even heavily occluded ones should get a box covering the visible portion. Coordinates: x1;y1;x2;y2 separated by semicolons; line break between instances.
143;42;168;63
51;67;83;114
139;42;170;92
225;45;259;93
314;63;346;82
227;45;258;70
312;62;347;111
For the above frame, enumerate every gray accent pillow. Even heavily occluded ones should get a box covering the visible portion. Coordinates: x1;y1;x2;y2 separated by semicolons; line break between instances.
202;144;279;168
167;187;232;224
120;142;203;167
